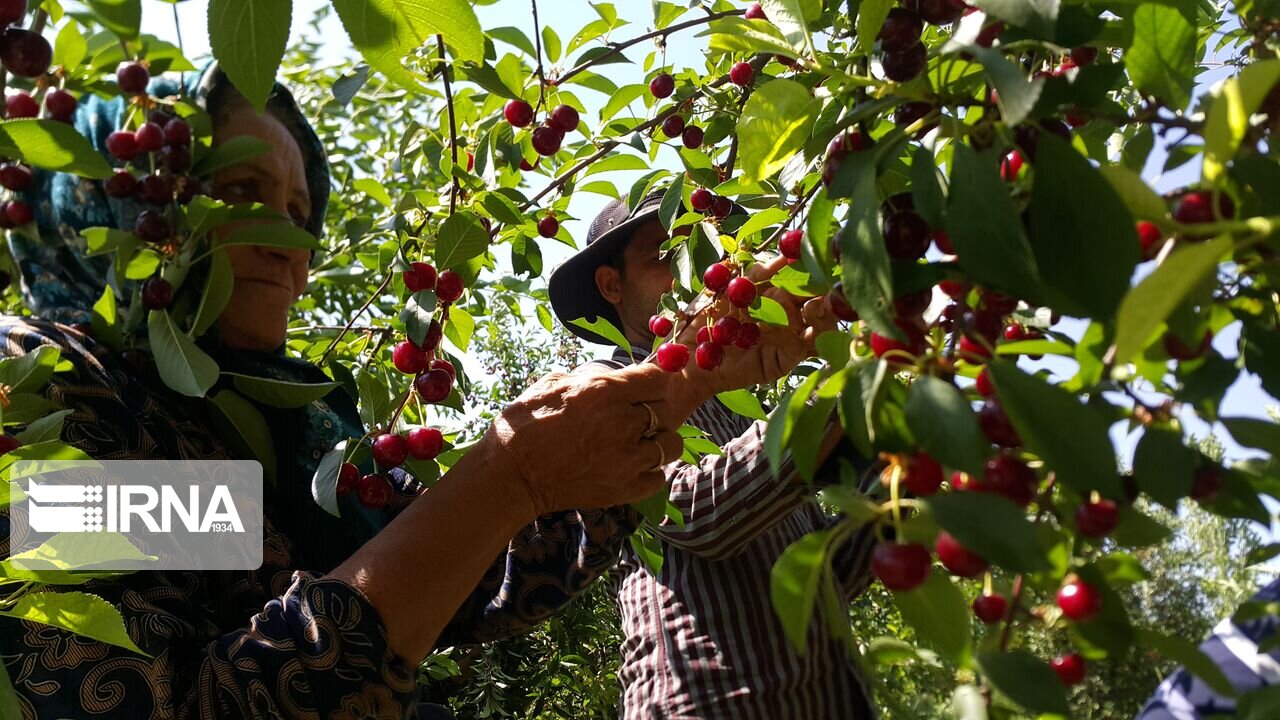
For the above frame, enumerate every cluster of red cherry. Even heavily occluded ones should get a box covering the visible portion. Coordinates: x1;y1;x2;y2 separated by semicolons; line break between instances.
503;98;579;157
652;260;761;373
337;426;445;509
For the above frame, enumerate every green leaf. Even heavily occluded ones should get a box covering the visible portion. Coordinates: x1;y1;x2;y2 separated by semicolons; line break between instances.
947;145;1041;303
599;83;648;124
331;0;484;90
542;24;561;63
1133;427;1195;508
988;362;1121;498
192;135;274;178
444;306;476;351
85;0;141;40
771;527;835;653
216;222;322;251
1027;134;1139;319
904;376;987;476
400;290;438;347
0;591;146;656
89;285;122;349
1136;627;1239;697
1073;564;1135;655
708;17;800;58
192;249;234;336
0;345;62;394
15;409;72;444
569;317;633;358
148;310;219;397
1240;686;1280;720
0;657;20;720
791;396;837;482
1224;417;1280;456
356;370;391;428
749;296;790;327
892;572;972;665
1098;164;1169;222
434;211;490;270
0;119;113;179
207;390;277;485
971;0;1058;39
1109;504;1173;548
52;21;88;70
1113;235;1233;364
976;650;1070;715
838;162;897;339
1204;60;1280;182
717;389;768;421
759;0;816;53
1124;4;1196;109
5;532;155;573
856;0;893;55
226;373;338;409
926;492;1049;573
966;46;1044;126
207;0;291;113
658;175;685;232
311;441;347;517
737;79;820;183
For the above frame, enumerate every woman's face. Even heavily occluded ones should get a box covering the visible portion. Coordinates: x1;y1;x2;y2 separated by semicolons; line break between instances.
210;99;312;351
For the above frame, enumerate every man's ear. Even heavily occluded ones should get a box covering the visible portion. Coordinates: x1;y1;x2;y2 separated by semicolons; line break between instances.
595;264;623;304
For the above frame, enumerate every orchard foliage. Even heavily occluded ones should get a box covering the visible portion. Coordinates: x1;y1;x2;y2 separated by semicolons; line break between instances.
0;0;1276;717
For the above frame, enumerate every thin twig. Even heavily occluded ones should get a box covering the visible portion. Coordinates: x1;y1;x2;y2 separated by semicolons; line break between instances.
289;325;395;335
318;272;395;365
721;55;771;180
530;0;547;112
438;36;459;217
556;9;745;86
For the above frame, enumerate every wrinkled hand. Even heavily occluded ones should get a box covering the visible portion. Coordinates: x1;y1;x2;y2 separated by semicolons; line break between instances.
483;363;684;519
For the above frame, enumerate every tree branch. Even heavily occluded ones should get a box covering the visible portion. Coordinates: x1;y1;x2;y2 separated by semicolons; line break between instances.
555;8;745;87
530;0;547;112
319;272;395;366
438;36;459;217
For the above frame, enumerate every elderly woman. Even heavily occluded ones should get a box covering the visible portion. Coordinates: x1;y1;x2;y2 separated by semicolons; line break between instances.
0;64;704;718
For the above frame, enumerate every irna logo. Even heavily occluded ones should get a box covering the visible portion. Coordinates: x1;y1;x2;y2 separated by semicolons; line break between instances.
25;480;244;534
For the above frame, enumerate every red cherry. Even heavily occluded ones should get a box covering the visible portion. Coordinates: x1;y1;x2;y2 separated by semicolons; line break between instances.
0;0;26;27
726;277;757;308
779;229;803;260
4;91;36;118
958;335;992;361
690;187;714;212
417;319;443;353
337;462;359;496
1075;498;1119;538
1052;654;1087;686
881;43;927;82
429;358;456;381
135;122;164;153
1163;329;1213;360
744;2;766;20
435;270;464;303
407;427;444;460
140;276;173;310
696;326;712;345
357;473;392;509
735;322;761;349
703;262;732;292
973;594;1007;624
916;0;967;25
935;531;988;577
681;125;704;149
951;470;979;492
729;61;754;86
403;261;438;292
978;399;1021;448
932;229;955;254
711;195;732;219
537;214;559;238
415;368;454;403
879;8;924;53
983;454;1039;507
883;210;931;260
163;119;191;147
661;114;686;138
975;367;995;397
392;340;428;374
1192;465;1224;503
711;316;742;346
160;144;191;172
894;289;932;318
1070;46;1099;66
903;453;944;496
1174;190;1234;224
0;28;50;78
981;290;1018;316
106;130;139;161
1000;150;1024;182
821;131;867;187
43;88;76;121
134;210;170;243
870;320;926;360
105;170;137;199
0;163;30;191
531;125;564;156
829;285;858;322
548;104;579;133
871;543;932;591
656;342;690;372
137;174;173;206
3;199;32;226
519;157;538;171
695;341;724;370
504;99;534;127
938;280;967;299
372;433;409;469
649;73;675;99
649;314;674;337
116;61;150;93
1137;221;1163;259
1057;579;1103;621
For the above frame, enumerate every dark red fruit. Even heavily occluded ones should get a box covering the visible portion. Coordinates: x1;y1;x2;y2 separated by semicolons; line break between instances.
1163;329;1213;360
137;174;173;206
5;90;36;118
0;0;25;26
372;433;409;469
0;28;50;77
973;594;1007;624
116;61;150;94
729;61;754;86
0;163;30;191
978;399;1021;448
1137;221;1163;259
435;270;464;303
951;470;978;492
779;229;803;260
711;316;742;346
357;473;392;509
403;261;437;292
711;195;732;219
337;462;359;496
976;19;1005;47
879;8;923;53
649;314;673;337
958;335;991;361
531;126;563;156
105;170;137;199
656;342;690;372
981;289;1018;315
392;340;428;374
537;214;559;238
938;280;966;299
1052;654;1087;686
134;122;164;153
975;367;995;397
871;543;932;591
134;210;171;243
821;131;866;187
160;144;190;172
140;276;173;310
883;210;931;260
983;454;1038;507
649;73;675;99
3;199;31;226
726;276;757;307
661;114;686;137
894;289;932;318
1191;465;1224;503
682;125;704;149
829;285;858;322
903;452;943;496
935;531;988;577
696;326;712;345
696;341;724;370
917;0;967;24
548;104;579;133
735;322;761;349
1000;150;1024;182
429;358;456;381
1057;579;1102;621
703;262;732;292
407;427;444;460
870;320;926;360
415;368;454;403
931;229;954;255
163;119;191;147
690;187;714;212
1174;191;1233;224
106;131;139;161
894;100;935;133
1070;46;1099;66
881;42;927;82
744;2;766;20
43;88;75;121
938;303;963;332
1076;498;1119;538
504;99;534;127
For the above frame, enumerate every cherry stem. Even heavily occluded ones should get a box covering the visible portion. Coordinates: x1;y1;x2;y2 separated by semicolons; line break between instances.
555;8;745;86
888;463;903;540
319;271;395;365
996;474;1058;651
437;36;459;217
721;56;770;180
530;0;547;113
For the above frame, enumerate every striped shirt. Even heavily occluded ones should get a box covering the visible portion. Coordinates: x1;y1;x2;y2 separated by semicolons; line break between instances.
1137;578;1280;719
593;348;879;720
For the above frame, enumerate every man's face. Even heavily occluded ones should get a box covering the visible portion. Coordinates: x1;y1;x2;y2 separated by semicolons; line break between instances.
595;219;674;346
